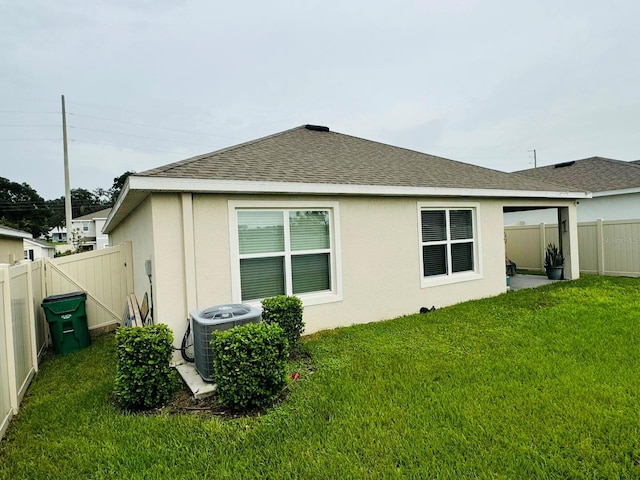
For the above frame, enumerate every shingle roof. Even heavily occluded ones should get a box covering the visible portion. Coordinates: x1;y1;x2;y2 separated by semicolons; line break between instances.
138;125;582;193
513;157;640;192
24;238;55;249
0;224;32;239
73;207;112;221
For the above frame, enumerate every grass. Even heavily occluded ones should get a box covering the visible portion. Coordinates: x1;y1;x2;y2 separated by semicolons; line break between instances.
2;275;640;479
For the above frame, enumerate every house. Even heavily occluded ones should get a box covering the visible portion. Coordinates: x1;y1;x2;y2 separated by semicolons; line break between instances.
73;208;111;250
0;225;32;265
48;208;112;251
23;238;56;260
504;157;640;224
103;125;588;350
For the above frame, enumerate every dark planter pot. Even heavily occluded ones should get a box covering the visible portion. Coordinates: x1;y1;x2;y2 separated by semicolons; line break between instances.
545;266;563;280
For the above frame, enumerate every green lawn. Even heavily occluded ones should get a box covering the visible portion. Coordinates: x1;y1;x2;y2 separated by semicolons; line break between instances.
2;276;640;479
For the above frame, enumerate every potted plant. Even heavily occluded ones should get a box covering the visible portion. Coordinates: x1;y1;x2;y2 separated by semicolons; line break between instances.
544;243;564;280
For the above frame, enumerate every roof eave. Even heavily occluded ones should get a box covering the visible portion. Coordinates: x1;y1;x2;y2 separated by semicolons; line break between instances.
591;187;640;197
104;176;590;233
0;226;32;240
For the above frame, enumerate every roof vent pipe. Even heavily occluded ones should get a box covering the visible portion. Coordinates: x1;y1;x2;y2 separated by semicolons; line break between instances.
304;124;330;132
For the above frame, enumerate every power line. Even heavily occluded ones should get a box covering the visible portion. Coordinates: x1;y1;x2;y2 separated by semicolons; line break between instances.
68;126;224;148
67;112;244;141
66;100;194;117
0;138;61;141
0;110;59;114
0;124;60;128
69;138;193;154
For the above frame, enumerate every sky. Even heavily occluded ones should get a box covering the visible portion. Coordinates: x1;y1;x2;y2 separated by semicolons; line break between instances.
1;0;639;200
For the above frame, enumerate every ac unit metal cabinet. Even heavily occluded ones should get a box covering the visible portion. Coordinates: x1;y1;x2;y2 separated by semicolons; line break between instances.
189;304;262;382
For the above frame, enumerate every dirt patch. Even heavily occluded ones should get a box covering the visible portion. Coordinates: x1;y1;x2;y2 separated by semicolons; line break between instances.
157;348;315;419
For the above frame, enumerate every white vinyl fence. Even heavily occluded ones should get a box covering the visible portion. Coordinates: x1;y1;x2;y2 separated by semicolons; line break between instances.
0;261;42;440
505;218;640;277
0;242;133;440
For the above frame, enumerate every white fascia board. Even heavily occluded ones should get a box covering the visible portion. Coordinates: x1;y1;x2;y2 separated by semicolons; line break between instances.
0;226;32;239
103;179;132;233
592;187;640;197
128;176;591;200
104;176;591;233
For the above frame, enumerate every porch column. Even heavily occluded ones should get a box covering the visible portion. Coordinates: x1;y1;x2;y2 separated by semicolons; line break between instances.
558;205;580;280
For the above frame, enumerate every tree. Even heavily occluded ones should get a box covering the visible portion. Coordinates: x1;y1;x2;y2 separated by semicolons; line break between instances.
45;188;108;231
0;177;52;237
109;171;135;205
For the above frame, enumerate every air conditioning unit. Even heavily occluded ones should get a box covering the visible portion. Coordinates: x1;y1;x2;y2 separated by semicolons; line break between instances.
189;304;262;382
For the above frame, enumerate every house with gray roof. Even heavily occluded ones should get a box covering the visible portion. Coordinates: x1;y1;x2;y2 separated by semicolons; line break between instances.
0;225;32;265
505;157;640;224
50;207;112;252
104;125;588;348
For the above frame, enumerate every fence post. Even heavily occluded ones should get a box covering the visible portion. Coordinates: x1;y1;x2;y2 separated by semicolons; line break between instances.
23;261;38;372
1;265;19;414
596;219;605;275
539;223;546;270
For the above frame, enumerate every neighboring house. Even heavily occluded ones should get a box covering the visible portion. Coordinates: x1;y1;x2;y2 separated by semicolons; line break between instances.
48;208;112;250
72;208;111;250
0;225;32;265
104;125;588;349
23;238;56;260
504;157;640;224
49;226;67;243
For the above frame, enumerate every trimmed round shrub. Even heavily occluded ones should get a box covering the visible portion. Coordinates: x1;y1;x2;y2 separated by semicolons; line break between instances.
261;295;304;351
114;324;175;410
210;322;288;411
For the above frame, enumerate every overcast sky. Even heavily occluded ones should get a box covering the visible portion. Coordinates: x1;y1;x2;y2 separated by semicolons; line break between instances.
2;0;639;200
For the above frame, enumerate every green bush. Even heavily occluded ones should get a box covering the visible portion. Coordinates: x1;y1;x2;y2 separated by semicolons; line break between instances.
114;324;175;410
261;295;304;351
210;322;288;411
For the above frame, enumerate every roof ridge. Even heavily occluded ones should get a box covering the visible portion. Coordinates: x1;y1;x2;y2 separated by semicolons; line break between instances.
518;156;640;172
137;125;310;176
326;128;522;176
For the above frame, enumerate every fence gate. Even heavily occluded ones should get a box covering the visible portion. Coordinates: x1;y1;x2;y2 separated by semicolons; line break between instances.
45;242;133;331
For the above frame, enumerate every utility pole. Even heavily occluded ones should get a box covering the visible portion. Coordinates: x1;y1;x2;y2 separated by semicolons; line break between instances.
528;149;537;168
61;95;72;245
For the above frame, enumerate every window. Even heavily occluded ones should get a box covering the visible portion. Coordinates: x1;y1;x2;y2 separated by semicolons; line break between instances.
235;208;337;302
420;207;478;282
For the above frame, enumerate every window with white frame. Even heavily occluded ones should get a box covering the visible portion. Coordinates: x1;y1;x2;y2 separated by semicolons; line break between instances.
236;209;333;301
420;208;476;278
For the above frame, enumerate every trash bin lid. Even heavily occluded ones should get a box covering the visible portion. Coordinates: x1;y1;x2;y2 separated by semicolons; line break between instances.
42;291;87;303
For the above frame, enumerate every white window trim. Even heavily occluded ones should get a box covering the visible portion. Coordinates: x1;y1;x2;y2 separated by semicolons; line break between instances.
228;200;343;307
417;201;483;288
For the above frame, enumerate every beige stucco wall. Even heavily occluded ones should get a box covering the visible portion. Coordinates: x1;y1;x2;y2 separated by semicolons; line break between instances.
110;193;580;349
117;193;512;344
0;237;25;264
108;196;156;320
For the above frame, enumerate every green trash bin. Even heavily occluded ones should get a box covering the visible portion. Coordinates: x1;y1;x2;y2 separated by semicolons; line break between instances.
42;292;91;354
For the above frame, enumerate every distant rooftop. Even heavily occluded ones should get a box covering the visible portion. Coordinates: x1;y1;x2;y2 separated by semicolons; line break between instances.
74;207;112;221
514;157;640;192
